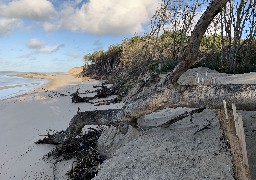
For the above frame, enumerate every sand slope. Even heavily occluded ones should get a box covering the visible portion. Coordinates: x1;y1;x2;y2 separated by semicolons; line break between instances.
95;109;234;180
94;67;256;180
66;66;83;75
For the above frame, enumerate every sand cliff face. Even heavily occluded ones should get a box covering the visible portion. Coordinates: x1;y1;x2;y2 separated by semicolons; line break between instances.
95;109;235;180
66;66;83;75
94;67;256;180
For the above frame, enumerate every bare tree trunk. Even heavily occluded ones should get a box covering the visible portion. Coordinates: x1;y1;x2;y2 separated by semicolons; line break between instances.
40;83;256;145
125;84;256;120
164;0;229;85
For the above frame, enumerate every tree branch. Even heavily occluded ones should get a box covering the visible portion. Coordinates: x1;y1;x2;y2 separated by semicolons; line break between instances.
164;0;229;85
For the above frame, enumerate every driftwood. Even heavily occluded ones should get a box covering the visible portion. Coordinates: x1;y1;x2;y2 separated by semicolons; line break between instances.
36;131;65;145
94;96;122;106
71;90;95;103
194;120;212;135
37;109;123;144
95;84;117;98
70;84;120;104
160;107;206;128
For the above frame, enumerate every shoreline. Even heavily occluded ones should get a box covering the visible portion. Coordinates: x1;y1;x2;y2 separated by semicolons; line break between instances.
2;67;256;179
18;69;87;92
0;68;122;179
0;67;86;101
11;66;85;92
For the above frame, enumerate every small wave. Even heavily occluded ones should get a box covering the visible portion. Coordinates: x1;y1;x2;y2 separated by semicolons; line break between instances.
0;73;48;100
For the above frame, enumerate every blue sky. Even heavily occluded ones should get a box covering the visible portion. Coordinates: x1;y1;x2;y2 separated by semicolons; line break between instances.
0;0;159;72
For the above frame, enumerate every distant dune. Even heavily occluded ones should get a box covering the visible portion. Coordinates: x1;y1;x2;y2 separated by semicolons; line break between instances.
67;66;83;75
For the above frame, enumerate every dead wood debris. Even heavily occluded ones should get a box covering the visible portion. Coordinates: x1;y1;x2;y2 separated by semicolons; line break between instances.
37;127;106;180
93;96;122;106
71;89;95;103
194;120;212;135
35;131;65;145
160;107;206;128
70;83;122;105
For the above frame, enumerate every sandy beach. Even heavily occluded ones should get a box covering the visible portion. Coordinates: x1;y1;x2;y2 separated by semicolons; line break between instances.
0;69;123;179
1;67;256;179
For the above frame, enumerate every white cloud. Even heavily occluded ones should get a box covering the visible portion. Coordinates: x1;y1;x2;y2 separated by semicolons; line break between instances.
45;0;159;35
0;0;56;21
42;22;60;32
27;38;43;49
26;38;64;53
38;44;64;53
0;18;22;36
0;0;159;36
18;39;64;58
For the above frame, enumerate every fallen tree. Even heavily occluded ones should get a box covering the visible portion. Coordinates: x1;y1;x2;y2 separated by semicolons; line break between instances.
37;0;248;147
124;84;256;119
70;83;121;104
37;1;256;179
38;83;256;145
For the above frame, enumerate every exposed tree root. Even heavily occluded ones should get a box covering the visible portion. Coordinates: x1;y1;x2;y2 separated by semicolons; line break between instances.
71;83;120;104
40;127;105;180
36;109;123;145
160;107;206;128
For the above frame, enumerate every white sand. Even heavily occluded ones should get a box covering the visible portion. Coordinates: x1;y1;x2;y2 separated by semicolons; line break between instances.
0;73;123;179
95;109;234;180
1;67;256;179
178;67;256;85
93;67;256;180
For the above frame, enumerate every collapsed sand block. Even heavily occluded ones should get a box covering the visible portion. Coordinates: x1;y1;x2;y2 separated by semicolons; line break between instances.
97;125;140;158
95;109;235;180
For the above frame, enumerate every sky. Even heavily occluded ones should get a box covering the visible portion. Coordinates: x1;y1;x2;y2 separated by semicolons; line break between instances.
0;0;159;72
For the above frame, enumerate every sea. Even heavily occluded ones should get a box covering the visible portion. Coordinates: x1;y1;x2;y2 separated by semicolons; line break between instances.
0;71;48;100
